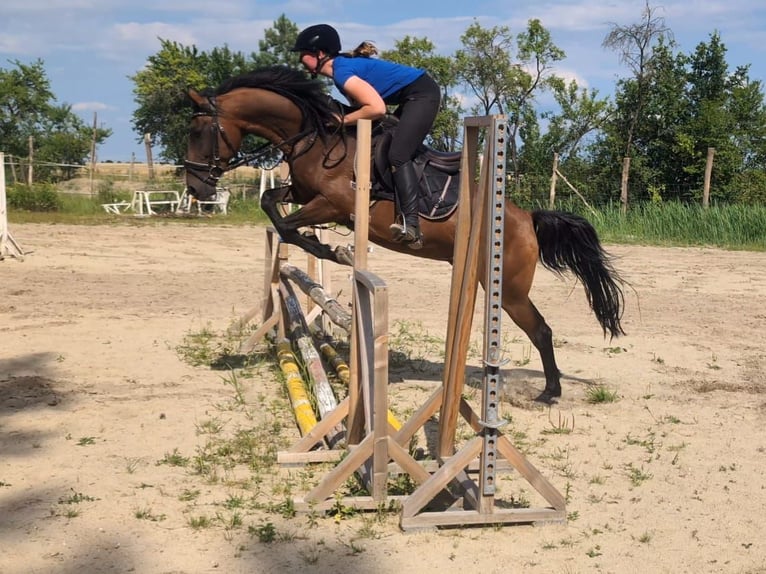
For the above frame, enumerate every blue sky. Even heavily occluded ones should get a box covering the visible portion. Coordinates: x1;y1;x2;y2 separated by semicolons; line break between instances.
2;0;765;162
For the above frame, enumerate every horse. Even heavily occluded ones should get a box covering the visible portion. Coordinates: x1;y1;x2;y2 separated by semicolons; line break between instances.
184;65;626;403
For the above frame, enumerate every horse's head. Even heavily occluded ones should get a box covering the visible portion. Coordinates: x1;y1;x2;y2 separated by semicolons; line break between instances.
184;88;243;202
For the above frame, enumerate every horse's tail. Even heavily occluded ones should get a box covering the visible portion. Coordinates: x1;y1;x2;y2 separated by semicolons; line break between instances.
532;210;626;339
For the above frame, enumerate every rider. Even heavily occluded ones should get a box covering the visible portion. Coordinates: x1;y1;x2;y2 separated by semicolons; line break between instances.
292;24;441;249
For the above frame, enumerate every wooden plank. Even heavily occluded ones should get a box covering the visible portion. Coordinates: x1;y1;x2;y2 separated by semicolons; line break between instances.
392;386;442;446
304;433;375;503
401;436;483;519
438;127;489;457
278;450;343;465
294;495;410;513
401;507;566;531
497;435;567;511
287;397;349;454
348;118;372;444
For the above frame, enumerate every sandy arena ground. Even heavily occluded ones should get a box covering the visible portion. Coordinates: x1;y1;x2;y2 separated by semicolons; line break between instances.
1;222;765;574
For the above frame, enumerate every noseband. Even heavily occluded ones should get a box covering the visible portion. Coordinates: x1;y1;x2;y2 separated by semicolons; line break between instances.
184;95;318;188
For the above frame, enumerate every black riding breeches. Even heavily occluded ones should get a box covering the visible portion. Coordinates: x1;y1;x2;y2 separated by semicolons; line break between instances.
386;73;441;168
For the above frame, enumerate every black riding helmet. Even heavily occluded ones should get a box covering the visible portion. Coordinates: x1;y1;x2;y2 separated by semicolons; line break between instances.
292;24;341;55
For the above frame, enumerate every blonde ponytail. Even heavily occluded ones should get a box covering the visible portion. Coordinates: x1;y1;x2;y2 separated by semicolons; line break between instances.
350;41;378;57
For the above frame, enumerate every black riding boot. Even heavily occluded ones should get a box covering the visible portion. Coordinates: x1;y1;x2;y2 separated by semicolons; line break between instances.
389;161;423;249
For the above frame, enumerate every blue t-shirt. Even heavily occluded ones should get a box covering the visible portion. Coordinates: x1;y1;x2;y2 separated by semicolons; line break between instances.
332;56;424;103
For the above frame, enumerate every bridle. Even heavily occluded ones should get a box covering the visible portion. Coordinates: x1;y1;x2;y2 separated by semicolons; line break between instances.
183;95;318;188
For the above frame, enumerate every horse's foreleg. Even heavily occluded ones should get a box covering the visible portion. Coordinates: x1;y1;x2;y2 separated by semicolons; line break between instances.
260;187;351;265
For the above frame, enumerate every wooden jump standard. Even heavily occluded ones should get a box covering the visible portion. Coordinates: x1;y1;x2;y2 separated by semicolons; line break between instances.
235;117;566;528
398;115;566;529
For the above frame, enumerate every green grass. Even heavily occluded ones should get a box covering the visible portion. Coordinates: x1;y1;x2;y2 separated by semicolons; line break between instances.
583;201;766;250
7;188;765;251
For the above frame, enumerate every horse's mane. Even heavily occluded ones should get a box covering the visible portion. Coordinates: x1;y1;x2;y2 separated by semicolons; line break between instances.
205;66;342;139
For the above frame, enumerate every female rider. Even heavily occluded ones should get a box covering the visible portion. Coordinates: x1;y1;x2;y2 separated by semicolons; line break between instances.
292;24;441;249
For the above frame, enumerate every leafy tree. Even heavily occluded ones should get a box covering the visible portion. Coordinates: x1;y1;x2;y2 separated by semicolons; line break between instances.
454;19;566;190
382;36;462;151
131;15;300;164
602;1;671;207
249;14;300;69
593;31;766;205
131;40;214;165
0;59;111;181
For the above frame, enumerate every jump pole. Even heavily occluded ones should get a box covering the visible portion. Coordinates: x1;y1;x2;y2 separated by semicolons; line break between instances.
0;152;25;261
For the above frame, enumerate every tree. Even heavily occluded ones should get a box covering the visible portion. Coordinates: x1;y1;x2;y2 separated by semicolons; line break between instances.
0;59;111;181
454;19;565;189
602;0;671;208
593;31;766;205
131;40;213;165
131;15;301;164
249;14;300;69
381;36;462;151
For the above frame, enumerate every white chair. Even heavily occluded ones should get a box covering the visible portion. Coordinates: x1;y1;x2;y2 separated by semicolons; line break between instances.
197;188;231;215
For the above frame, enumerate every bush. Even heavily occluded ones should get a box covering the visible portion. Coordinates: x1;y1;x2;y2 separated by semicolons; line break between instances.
6;183;63;211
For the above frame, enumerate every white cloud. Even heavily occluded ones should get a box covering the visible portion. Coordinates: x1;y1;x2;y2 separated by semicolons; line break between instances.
72;101;112;112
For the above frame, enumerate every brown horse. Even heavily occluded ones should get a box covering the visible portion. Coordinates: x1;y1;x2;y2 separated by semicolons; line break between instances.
184;65;625;402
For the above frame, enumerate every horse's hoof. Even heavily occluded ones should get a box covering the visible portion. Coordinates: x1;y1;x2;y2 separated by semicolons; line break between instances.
334;246;354;266
534;390;559;404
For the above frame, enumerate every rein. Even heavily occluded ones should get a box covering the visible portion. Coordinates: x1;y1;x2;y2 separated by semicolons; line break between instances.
184;95;317;186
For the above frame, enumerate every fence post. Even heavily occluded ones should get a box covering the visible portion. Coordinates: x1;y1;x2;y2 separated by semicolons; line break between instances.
702;147;715;209
620;156;630;214
548;152;559;209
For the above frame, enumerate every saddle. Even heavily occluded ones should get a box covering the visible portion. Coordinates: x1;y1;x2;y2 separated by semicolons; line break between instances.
361;117;463;221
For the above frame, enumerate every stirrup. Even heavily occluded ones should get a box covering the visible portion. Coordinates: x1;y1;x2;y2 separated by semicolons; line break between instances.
389;222;423;249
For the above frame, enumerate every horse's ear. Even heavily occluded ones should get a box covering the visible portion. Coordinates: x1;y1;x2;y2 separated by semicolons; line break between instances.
186;88;208;110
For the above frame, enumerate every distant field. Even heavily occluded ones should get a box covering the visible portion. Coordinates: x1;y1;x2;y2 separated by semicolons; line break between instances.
93;162;264;180
51;162;281;196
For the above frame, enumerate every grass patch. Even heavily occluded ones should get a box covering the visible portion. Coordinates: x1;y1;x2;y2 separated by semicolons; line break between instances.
585;385;619;404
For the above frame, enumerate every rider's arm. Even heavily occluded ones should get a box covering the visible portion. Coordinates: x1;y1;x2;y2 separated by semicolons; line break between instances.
337;76;386;125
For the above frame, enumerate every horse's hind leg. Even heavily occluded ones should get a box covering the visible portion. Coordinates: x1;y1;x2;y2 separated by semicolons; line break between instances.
499;229;562;402
502;294;561;402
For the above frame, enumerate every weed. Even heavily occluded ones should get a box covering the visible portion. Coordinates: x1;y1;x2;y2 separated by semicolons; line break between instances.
134;507;166;522
178;488;200;502
218;510;243;530
188;515;213;530
269;498;296;519
299;541;321;564
176;326;218;366
224;494;245;509
58;489;97;505
76;436;96;446
542;409;575;435
124;457;142;474
586;545;602;557
157;448;190;467
221;370;247;406
603;346;626;356
624;431;658;454
196;418;226;435
636;530;653;544
250;521;277;543
585;385;619;404
625;463;653;486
